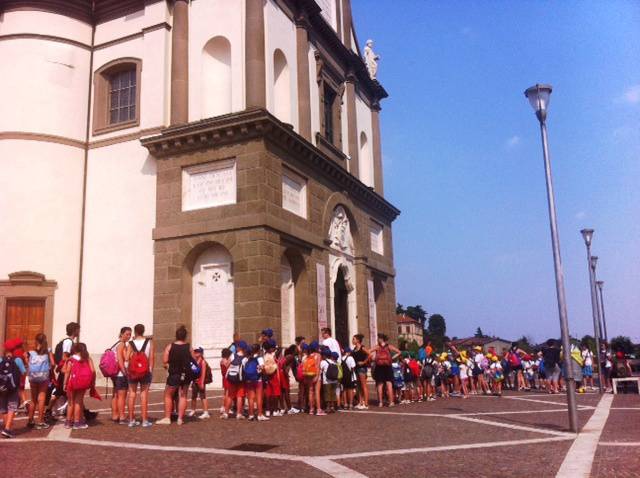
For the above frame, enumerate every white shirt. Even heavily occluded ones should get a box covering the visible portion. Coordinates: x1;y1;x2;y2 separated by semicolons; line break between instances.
582;350;593;366
322;337;341;362
132;338;151;359
343;355;356;382
62;337;74;354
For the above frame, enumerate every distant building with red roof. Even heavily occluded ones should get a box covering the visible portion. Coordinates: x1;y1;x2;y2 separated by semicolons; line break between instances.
449;336;513;355
396;314;423;344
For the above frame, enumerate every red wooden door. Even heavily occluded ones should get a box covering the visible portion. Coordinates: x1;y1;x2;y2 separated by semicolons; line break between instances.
5;299;45;348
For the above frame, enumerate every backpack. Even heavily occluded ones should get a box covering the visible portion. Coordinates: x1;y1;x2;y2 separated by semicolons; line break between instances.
341;360;354;386
204;362;213;385
28;351;51;383
409;359;421;378
325;360;339;381
615;359;630;378
375;345;392;366
0;357;18;393
263;353;277;376
54;339;70;364
392;364;404;387
127;339;150;381
226;355;244;384
68;358;93;390
243;357;260;382
303;354;319;377
295;357;305;382
99;341;121;378
508;352;521;367
189;359;202;380
421;359;435;379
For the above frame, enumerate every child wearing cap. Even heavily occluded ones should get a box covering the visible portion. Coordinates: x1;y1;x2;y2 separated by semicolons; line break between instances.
262;340;281;417
340;349;357;410
319;348;338;415
188;347;210;419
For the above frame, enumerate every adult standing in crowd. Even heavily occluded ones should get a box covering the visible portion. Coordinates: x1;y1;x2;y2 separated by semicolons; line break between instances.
351;334;370;409
369;333;401;407
111;327;131;424
157;325;195;425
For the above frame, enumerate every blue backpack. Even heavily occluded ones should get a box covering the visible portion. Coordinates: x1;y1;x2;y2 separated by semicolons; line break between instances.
244;357;260;382
28;351;50;383
0;357;18;393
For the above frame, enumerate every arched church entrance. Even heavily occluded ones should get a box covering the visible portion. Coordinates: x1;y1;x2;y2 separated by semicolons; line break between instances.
333;266;349;347
191;244;233;386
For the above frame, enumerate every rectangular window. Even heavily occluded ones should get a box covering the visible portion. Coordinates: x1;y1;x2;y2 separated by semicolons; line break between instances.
109;69;137;125
398;326;402;334
323;84;336;143
182;159;236;211
370;221;384;255
282;168;307;218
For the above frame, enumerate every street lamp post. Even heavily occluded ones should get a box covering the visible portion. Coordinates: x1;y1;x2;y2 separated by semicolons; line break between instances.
596;280;608;346
525;84;578;433
580;230;604;393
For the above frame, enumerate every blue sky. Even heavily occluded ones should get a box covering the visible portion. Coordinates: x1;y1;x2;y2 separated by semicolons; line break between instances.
352;1;640;343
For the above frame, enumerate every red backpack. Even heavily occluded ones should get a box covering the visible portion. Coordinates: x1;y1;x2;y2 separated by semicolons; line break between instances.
128;339;150;381
508;351;522;367
68;358;93;390
375;345;392;366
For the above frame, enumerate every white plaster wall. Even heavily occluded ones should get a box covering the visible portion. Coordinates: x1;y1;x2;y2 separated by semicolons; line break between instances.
0;140;84;342
265;0;298;130
189;0;245;122
80;141;156;352
90;27;171;139
93;1;169;46
355;91;374;186
0;10;92;44
309;45;320;145
0;38;90;140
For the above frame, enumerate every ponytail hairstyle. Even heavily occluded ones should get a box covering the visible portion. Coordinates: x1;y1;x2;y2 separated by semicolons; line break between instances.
35;333;48;355
71;342;89;361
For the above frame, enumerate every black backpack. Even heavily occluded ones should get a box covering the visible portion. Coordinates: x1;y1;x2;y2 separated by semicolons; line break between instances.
0;357;18;393
422;358;435;379
204;362;213;385
54;340;65;364
325;361;339;381
341;360;354;386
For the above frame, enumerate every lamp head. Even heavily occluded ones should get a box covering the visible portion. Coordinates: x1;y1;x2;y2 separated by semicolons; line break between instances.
590;255;598;269
525;84;553;122
580;228;594;247
596;280;604;289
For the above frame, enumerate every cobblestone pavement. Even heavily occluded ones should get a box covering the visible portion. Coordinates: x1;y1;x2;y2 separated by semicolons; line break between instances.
2;388;638;477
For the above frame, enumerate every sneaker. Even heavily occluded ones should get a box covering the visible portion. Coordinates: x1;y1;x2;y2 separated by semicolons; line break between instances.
128;420;140;428
187;410;196;418
257;414;270;421
316;410;327;416
118;418;129;425
265;411;272;417
1;429;15;439
72;422;89;430
155;417;172;425
220;413;229;420
199;412;211;420
141;420;153;428
176;418;184;426
236;414;246;420
272;410;283;417
64;420;73;429
35;422;50;430
289;407;300;414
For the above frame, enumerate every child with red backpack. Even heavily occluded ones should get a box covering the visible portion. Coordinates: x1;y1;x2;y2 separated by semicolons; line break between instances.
126;324;154;427
63;343;95;430
188;347;211;419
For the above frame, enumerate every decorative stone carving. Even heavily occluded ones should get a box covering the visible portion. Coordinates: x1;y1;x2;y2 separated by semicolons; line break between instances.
364;39;379;80
328;206;354;256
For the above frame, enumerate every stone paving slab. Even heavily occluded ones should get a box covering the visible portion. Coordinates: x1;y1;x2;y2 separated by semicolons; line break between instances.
592;446;640;478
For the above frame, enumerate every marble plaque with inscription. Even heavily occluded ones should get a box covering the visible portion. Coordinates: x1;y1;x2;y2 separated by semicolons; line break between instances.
282;171;306;218
182;160;236;211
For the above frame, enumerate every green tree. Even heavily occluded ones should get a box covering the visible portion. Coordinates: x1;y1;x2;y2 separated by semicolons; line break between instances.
580;335;596;353
396;303;405;315
427;314;446;337
514;335;533;353
611;336;634;354
474;327;486;338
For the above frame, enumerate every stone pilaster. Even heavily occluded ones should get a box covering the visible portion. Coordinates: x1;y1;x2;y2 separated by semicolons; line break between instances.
295;14;312;141
371;102;384;195
245;0;266;108
170;0;189;125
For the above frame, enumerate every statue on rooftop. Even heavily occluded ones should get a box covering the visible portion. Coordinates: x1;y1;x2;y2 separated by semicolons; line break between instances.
364;39;379;80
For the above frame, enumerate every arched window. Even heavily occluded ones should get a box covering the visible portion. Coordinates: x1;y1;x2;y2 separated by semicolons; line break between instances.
273;49;291;124
201;36;232;118
93;58;142;134
359;131;373;187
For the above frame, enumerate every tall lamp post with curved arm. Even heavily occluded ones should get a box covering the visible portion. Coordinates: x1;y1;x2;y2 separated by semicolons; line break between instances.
524;84;578;433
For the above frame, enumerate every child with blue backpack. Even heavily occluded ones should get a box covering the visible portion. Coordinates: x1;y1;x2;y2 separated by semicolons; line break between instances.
244;344;269;421
27;333;55;429
1;338;26;438
391;355;404;404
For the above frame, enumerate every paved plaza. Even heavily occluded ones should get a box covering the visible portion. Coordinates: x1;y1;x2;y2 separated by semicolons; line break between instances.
2;388;638;477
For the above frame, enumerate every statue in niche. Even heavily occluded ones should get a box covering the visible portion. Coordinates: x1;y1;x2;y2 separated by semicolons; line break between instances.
364;39;379;80
329;206;354;256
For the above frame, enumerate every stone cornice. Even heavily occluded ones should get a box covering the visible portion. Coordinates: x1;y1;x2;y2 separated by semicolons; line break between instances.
141;108;400;222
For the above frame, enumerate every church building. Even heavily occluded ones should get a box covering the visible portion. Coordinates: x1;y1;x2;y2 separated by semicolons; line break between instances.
0;0;400;381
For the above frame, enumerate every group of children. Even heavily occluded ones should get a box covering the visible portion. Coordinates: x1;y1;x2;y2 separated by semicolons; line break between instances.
2;324;633;436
